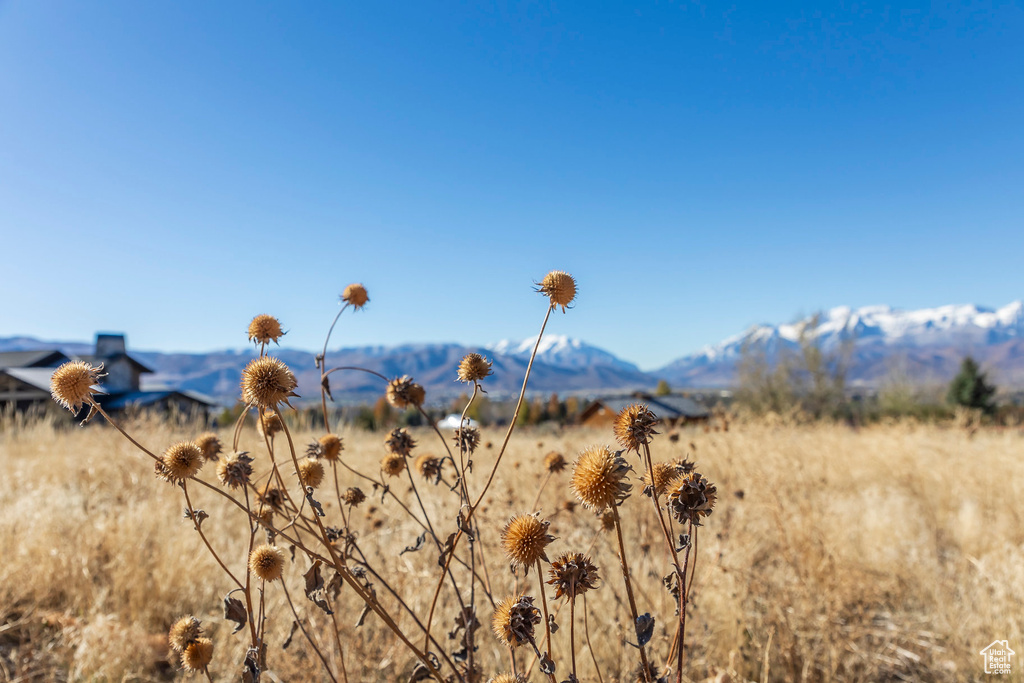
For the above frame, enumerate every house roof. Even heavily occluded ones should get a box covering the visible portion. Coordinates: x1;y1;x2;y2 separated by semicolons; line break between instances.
582;393;711;421
0;350;71;369
3;367;60;393
76;353;153;374
99;390;217;410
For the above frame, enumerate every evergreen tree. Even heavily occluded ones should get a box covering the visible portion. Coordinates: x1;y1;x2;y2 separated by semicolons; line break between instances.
655;379;672;396
947;356;996;415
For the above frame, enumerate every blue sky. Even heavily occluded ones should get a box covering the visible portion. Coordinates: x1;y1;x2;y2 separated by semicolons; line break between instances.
1;1;1022;370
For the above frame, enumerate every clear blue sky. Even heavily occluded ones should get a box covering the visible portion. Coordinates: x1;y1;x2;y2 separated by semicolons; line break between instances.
1;1;1022;370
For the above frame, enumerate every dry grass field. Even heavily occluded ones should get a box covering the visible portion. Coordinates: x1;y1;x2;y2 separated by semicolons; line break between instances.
2;413;1022;682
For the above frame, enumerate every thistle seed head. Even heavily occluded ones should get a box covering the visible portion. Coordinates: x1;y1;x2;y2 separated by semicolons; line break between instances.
217;452;254;489
342;283;369;309
457;353;493;383
194;432;223;461
160;441;203;482
489;675;528;683
247;314;284;345
571;445;632;511
241;357;298;409
381;452;407;477
500;513;554;568
643;461;684;498
318;434;343;461
168;615;201;652
666;471;718;526
384;428;416;456
342;487;366;507
543;451;566;473
297;458;325;489
256;409;284;438
49;361;103;413
249;544;285;581
453;426;481;454
614;403;659;452
547;552;600;601
414;453;443;482
491;594;541;648
181;637;214;671
536;270;577;311
386;375;425;408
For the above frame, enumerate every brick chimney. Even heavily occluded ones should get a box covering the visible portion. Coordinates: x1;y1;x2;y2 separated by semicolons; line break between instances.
95;333;126;358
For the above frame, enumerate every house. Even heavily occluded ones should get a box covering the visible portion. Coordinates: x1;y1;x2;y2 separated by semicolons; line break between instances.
579;391;711;428
0;333;216;420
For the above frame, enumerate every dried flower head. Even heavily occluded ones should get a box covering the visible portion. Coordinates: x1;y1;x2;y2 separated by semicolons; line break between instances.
217;452;254;489
318;434;343;461
492;594;541;648
342;487;366;507
386;375;425;408
247;314;284;345
381;452;407;477
241;357;298;408
249;544;285;581
666;471;718;526
457;353;493;383
632;663;668;683
543;451;566;473
181;637;214;671
49;361;103;413
168;615;202;652
571;445;632;510
547;552;600;601
384;428;416;456
489;675;527;683
260;486;286;512
342;283;369;309
600;511;615;531
414;453;443;482
614;403;659;452
642;461;684;498
500;513;554;568
453;426;481;454
297;458;325;489
256;409;284;438
536;270;577;311
194;432;222;461
160;441;203;482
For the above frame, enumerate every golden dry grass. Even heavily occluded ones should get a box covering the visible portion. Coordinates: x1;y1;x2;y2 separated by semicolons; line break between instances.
1;416;1022;682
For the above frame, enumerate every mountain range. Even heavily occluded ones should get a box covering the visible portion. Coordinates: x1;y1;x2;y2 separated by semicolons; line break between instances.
3;301;1022;402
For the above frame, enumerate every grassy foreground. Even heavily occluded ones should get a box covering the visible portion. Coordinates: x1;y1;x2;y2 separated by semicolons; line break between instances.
1;416;1021;682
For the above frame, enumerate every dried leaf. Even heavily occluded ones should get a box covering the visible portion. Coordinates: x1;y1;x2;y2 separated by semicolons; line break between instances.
540;653;556;674
303;560;333;615
677;533;691;552
321;374;333;401
184;507;209;526
636;613;655;648
305;488;325;517
548;613;559;634
438;533;457;568
282;620;299;649
400;532;427;555
223;593;247;634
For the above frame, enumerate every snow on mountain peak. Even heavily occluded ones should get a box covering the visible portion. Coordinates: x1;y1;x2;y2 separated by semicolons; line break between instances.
486;334;640;372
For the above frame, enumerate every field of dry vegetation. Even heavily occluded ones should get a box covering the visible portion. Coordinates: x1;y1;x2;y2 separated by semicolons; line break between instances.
2;414;1022;682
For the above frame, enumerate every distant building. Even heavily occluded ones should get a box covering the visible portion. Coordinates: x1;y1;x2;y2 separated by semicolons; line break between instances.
0;333;216;420
579;391;711;428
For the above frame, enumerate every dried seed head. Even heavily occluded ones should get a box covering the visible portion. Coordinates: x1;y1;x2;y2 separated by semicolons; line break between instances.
547;552;600;601
194;432;223;461
632;663;668;683
318;434;343;461
342;487;366;507
297;458;325;489
500;513;554;568
543;451;566;473
491;594;541;648
217;452;254;489
160;441;203;482
249;544;285;581
536;270;577;311
256;409;284;438
386;375;425;408
181;637;214;671
384;428;416;456
600;511;615;531
247;314;284;345
342;283;369;309
49;361;103;413
614;403;659;452
381;452;407;477
260;486;286;512
571;445;632;510
241;357;298;409
642;461;683;498
457;353;493;383
489;675;528;683
168;615;201;652
414;453;443;481
453;426;481;454
667;471;718;526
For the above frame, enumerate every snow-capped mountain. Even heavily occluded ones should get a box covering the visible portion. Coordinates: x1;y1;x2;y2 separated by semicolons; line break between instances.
487;334;642;373
658;301;1024;387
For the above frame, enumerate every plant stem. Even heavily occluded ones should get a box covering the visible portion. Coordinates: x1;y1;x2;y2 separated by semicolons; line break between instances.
611;505;653;683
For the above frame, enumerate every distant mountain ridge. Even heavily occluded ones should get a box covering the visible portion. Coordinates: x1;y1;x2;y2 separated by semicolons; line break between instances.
658;301;1024;387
